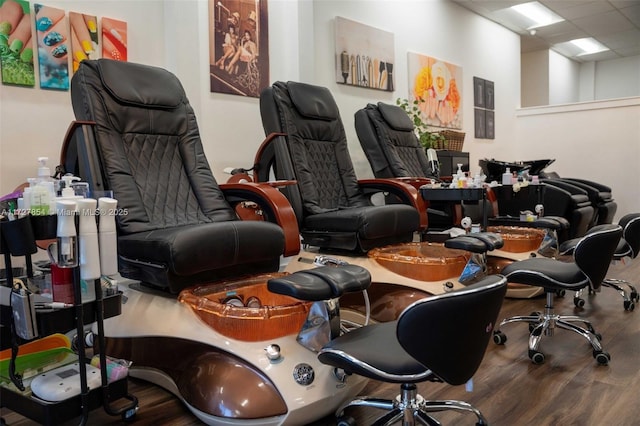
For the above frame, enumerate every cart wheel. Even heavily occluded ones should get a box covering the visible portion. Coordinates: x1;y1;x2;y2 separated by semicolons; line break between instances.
122;405;138;422
624;300;635;312
593;350;610;365
493;331;507;345
529;350;545;364
337;415;356;426
574;297;585;308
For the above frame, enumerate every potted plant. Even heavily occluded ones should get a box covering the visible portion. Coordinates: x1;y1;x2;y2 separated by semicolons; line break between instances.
396;98;447;150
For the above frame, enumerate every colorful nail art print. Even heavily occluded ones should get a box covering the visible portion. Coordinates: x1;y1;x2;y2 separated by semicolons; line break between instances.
34;3;69;90
101;17;126;62
69;11;98;73
0;0;36;86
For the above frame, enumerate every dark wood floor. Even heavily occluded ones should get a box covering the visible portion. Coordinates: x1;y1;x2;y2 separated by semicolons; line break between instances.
2;260;639;425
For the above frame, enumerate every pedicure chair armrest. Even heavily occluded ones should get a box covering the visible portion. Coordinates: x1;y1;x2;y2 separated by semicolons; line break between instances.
358;178;428;229
220;182;300;257
267;265;371;302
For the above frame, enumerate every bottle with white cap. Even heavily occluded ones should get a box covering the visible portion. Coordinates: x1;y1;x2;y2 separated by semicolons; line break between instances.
56;200;78;268
77;198;99;302
98;197;119;277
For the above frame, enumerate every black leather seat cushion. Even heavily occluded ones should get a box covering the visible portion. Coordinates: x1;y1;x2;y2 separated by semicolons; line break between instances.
118;221;284;276
319;320;430;381
303;205;416;239
501;258;588;291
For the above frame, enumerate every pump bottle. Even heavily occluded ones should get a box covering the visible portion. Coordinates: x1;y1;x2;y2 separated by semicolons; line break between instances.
31;158;55;215
98;197;119;277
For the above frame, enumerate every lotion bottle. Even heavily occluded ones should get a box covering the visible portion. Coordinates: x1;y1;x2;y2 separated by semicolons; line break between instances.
502;167;512;185
98;197;119;277
78;198;99;302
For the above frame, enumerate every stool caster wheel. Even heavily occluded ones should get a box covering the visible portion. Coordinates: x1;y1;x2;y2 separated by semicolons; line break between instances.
624;300;635;311
337;415;356;426
493;331;507;345
529;349;545;364
574;297;585;308
556;289;566;297
593;350;610;365
630;290;639;303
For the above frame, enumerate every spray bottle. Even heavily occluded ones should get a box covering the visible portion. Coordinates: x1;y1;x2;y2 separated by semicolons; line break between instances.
56;200;78;268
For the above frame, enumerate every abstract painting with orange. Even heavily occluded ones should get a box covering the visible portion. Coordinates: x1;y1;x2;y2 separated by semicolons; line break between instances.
408;52;463;130
101;17;126;61
69;11;98;73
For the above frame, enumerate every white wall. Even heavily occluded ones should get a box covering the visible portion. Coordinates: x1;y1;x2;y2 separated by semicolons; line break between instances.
522;50;549;107
548;50;580;105
1;0;638;222
515;97;640;217
595;55;640;101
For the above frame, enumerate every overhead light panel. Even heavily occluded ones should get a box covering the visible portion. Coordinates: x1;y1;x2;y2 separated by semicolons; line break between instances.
510;1;564;29
570;37;609;56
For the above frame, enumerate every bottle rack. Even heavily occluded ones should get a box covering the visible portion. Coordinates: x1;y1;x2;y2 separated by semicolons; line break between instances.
0;214;138;424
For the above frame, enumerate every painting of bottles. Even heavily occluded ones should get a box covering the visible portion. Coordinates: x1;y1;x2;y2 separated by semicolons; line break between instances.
334;16;394;92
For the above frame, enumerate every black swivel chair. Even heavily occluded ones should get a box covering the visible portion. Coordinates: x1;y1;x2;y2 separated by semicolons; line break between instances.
560;213;640;311
257;81;426;253
317;274;507;425
493;223;623;364
62;59;300;293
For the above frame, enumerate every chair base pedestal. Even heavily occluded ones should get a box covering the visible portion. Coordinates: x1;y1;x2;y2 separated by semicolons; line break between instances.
336;383;488;426
494;291;611;365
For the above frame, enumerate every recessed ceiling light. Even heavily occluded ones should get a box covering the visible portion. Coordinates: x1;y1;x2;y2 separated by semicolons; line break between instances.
510;1;564;29
570;37;609;56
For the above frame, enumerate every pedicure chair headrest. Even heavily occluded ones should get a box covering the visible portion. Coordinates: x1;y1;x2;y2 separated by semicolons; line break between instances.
287;81;339;121
98;59;184;108
376;101;414;131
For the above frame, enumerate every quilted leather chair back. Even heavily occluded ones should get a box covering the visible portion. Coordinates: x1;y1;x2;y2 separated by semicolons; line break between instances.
355;102;432;179
71;59;237;235
260;81;371;219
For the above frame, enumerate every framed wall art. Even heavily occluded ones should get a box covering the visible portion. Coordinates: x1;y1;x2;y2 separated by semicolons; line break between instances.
474;108;486;139
334;16;394;91
101;17;127;61
35;3;69;90
209;0;269;98
407;52;463;129
485;80;494;110
69;11;98;73
1;0;36;86
473;76;494;139
473;76;484;108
